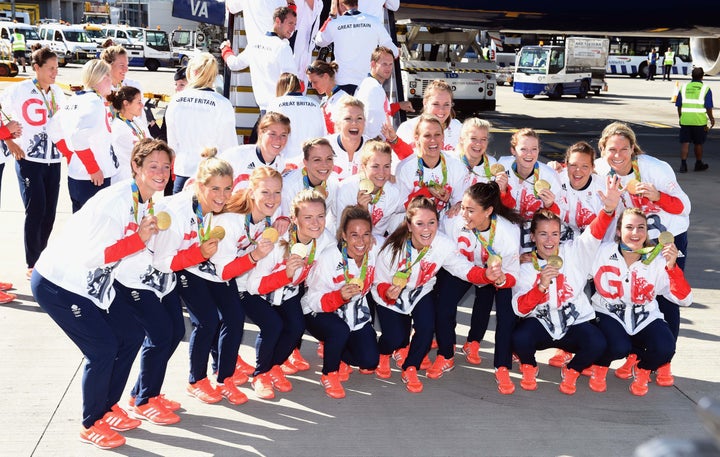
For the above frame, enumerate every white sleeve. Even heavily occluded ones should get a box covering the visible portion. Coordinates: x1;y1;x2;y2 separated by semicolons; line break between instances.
226;48;251;71
377;26;398;57
303;249;343;314
384;0;400;11
511;264;541;317
314;20;334;47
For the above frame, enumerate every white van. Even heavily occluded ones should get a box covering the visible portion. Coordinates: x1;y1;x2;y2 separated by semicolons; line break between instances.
101;25;178;71
0;21;42;59
37;23;98;66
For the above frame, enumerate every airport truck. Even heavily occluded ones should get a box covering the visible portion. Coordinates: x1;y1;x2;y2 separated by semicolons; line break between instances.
513;37;609;99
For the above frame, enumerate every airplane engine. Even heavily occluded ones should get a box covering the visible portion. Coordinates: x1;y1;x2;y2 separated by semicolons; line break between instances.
690;37;720;75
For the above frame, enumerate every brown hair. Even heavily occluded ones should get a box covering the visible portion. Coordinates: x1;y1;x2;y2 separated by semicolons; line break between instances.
598;121;644;158
336;205;373;242
614;208;653;247
510;127;540;151
259;111;291;135
564;141;596;163
100;45;127;64
195;147;233;185
381;196;438;265
107;85;141;112
306;59;339;78
422;80;455;127
464;182;524;225
371;46;395;62
529;208;561;234
302;137;332;161
31;46;57;68
130;139;174;178
276;72;302;97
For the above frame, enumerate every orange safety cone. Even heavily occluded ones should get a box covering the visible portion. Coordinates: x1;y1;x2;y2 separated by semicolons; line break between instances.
670;81;680;103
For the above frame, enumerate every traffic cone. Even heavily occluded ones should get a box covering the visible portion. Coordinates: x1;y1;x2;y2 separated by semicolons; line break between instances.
670;82;679;103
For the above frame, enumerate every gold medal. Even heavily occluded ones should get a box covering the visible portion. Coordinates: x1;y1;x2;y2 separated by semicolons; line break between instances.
490;163;505;175
546;255;563;269
392;273;408;288
262;227;279;243
624;178;640;195
209;226;226;241
155;211;171;231
658;231;674;246
358;178;375;194
534;179;551;193
347;277;364;288
290;243;308;258
486;254;503;268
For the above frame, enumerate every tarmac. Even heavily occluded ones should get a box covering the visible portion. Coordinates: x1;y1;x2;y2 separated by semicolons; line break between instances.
1;77;719;457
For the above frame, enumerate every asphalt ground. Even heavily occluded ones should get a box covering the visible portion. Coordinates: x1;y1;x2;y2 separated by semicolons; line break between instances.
1;70;719;457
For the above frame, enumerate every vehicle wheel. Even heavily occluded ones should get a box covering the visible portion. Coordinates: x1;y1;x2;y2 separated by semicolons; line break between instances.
180;55;189;67
0;63;9;77
548;84;563;100
497;81;505;86
523;94;535;99
638;62;648;79
146;59;160;72
594;88;601;96
576;81;589;99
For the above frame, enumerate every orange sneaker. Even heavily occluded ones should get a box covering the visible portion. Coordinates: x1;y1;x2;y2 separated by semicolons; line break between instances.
401;366;423;393
495;367;516;394
431;338;438;349
615;354;638;380
339;361;353;382
359;368;375;375
392;346;408;368
426;355;455;379
581;366;593;376
559;366;580;395
317;341;325;358
0;281;12;290
630;367;651;396
218;378;249;405
376;354;392;379
79;419;126;450
321;372;346;399
548;349;573;368
462;341;482;365
155;394;181;411
252;372;275;400
589;365;608;393
231;368;249;386
0;290;17;304
420;354;432;370
520;364;538;391
132;398;181;425
289;348;310;371
235;355;256;376
281;359;299;375
269;365;293;392
187;378;222;404
102;404;141;431
655;363;674;387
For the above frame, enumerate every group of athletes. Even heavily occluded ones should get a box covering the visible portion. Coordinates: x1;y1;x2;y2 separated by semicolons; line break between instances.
0;0;693;452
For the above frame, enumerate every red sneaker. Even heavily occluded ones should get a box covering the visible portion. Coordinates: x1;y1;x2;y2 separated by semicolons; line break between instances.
289;348;310;371
103;404;141;431
321;371;346;399
79;419;125;450
317;341;324;358
630;367;651;396
559;366;580;395
186;378;222;404
132;398;181;425
392;346;408;368
615;354;638;380
0;281;12;290
0;290;17;304
520;364;538;391
252;372;275;400
548;349;573;368
339;361;353;382
280;359;299;375
655;363;674;387
231;368;249;386
376;354;392;379
426;355;455;379
420;354;432;371
235;355;255;376
155;394;181;411
218;378;249;405
401;366;423;393
269;365;293;392
462;341;482;365
495;367;515;394
589;365;608;393
431;338;438;349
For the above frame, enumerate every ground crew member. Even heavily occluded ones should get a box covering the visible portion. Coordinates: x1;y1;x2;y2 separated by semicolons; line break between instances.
11;28;26;72
676;67;714;172
663;47;675;81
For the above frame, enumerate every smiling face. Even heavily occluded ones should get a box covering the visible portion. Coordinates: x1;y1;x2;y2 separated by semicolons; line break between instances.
34;56;58;88
408;208;438;249
132;150;172;199
460;194;493;231
459;126;489;165
511;134;539;176
197;174;233;213
342;219;372;261
337;105;365;139
304;144;334;185
250;176;282;219
415;119;444;162
259;122;289;162
602;134;634;176
371;51;394;83
110;53;129;85
294;201;326;243
424;90;453;124
275;15;297;40
363;150;391;190
123;93;144;119
618;212;648;251
308;72;331;95
566;151;594;190
531;219;561;259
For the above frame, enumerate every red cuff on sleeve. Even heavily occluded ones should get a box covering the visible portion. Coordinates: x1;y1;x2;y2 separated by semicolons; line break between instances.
405;186;434;208
222;47;235;61
104;232;145;264
377;282;396;305
500;188;516;209
500;274;517;289
547;202;561;216
258;269;292;295
467;266;492;284
55;138;74;164
170;244;206;271
517;283;547;314
0;125;10;141
589;209;614;240
75;148;100;175
666;265;691;300
656;192;685;215
221;254;255;281
321;289;348;312
389;102;401;116
390;137;414;160
319;17;332;32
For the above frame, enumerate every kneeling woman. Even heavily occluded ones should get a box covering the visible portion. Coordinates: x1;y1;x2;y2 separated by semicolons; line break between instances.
30;140;165;449
589;208;692;396
511;175;621;395
371;196;499;394
245;189;334;399
302;206;381;399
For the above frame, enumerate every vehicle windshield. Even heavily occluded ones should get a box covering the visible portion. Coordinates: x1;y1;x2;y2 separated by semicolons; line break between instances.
20;29;41;40
517;48;550;74
127;29;143;40
172;30;191;47
85;29;105;40
64;31;91;43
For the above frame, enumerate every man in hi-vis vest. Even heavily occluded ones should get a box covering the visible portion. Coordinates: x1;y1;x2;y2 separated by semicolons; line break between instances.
10;29;26;72
676;67;714;172
663;47;675;81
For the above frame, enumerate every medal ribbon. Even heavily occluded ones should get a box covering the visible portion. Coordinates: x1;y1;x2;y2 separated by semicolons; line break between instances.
512;161;540;197
620;243;660;265
461;154;492;179
301;167;327;194
472;214;498;257
131;180;154;225
193;196;211;242
117;113;146;139
400;238;429;274
341;241;368;284
244;213;272;245
33;79;58;118
417;154;447;188
290;225;317;265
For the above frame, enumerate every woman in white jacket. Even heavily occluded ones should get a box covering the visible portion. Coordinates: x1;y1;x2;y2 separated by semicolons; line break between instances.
109;86;150;184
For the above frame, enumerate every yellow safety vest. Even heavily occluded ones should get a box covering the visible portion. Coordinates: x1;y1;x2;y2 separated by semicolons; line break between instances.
663;51;674;66
11;32;25;52
679;82;711;126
